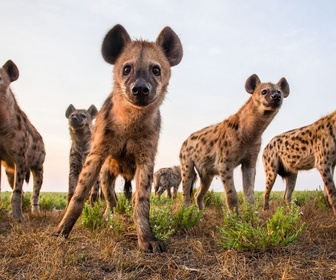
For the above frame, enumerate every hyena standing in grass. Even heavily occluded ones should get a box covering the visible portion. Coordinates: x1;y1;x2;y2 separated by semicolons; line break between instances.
66;104;134;205
154;165;184;199
54;24;183;252
180;74;290;212
263;111;336;213
0;60;45;221
65;104;100;206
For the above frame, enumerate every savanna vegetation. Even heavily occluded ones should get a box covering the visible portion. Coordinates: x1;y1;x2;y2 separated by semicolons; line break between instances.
0;189;335;279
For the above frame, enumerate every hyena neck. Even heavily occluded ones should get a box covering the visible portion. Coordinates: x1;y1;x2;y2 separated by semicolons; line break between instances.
0;88;16;133
236;97;278;143
69;128;91;148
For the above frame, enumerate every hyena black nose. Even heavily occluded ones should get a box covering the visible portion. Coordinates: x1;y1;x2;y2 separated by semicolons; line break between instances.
132;78;151;96
71;115;78;121
271;92;281;101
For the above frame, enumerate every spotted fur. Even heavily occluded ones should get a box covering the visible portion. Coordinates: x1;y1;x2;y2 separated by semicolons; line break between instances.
0;60;45;221
179;74;290;212
263;111;336;212
54;24;183;252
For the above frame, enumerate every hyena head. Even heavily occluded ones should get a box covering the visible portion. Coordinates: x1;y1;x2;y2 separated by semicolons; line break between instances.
65;104;98;131
101;24;183;108
245;74;290;113
0;60;19;93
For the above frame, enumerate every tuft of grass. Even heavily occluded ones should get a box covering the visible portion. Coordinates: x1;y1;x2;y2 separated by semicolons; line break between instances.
81;201;107;230
172;204;203;232
217;203;306;251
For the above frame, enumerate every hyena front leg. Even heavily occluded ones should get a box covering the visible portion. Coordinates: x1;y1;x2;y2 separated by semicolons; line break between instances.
317;164;336;213
219;168;238;213
54;153;105;238
10;163;27;221
263;160;278;210
30;166;44;212
241;163;256;205
133;163;163;253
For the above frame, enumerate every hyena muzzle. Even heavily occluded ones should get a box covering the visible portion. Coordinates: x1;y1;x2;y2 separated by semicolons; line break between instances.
0;60;45;221
263;110;336;213
54;24;183;252
180;74;289;213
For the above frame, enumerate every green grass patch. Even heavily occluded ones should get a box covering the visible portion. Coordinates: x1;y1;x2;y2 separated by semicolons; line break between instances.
217;203;306;251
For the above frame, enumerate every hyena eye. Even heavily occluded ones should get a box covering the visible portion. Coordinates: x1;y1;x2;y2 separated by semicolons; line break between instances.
80;113;86;118
152;66;161;76
123;65;131;76
261;89;268;95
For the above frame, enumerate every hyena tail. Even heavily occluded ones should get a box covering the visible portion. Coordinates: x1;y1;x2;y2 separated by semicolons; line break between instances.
277;158;290;179
190;169;198;196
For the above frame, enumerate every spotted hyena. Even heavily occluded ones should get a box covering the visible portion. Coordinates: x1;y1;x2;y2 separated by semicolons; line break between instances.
65;104;100;206
66;104;133;205
154;165;183;199
0;60;45;221
180;74;290;212
54;24;183;252
263;111;336;213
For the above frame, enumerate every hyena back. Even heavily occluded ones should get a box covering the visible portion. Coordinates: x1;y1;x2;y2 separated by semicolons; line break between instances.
153;165;184;199
65;104;100;206
263;110;336;213
0;60;45;221
55;24;183;252
180;74;290;212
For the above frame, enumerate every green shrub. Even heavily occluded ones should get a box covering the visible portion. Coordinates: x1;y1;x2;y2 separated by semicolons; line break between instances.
81;201;107;230
204;190;224;209
217;203;305;251
150;197;175;242
39;193;67;210
172;204;203;232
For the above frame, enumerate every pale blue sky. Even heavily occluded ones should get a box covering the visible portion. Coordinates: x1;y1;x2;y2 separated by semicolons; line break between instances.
1;0;336;193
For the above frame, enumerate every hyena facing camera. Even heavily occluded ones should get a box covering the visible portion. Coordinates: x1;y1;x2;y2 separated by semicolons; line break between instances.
55;24;183;253
180;74;289;213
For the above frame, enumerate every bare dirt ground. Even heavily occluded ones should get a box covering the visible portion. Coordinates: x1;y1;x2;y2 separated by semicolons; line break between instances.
1;196;336;280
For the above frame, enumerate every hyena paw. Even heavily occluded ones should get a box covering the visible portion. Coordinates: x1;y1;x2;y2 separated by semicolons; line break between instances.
9;210;25;222
31;205;40;213
138;238;165;253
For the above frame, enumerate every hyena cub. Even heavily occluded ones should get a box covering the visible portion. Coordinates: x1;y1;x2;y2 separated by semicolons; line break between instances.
65;104;99;206
154;165;183;199
55;24;183;252
0;60;45;221
263;110;336;213
180;74;289;212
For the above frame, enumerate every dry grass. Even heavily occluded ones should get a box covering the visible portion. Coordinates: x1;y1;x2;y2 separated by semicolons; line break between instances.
1;193;336;280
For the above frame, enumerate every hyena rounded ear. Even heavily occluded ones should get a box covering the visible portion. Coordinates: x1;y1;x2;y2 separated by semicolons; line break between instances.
101;24;132;65
156;27;183;67
65;104;76;118
88;105;98;118
3;60;19;82
277;77;290;98
245;74;261;94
